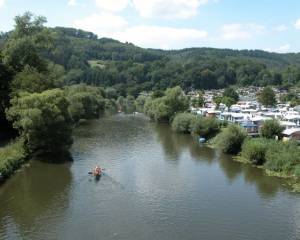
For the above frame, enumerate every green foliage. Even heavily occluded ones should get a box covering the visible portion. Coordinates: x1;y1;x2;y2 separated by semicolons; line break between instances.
144;86;188;122
223;87;239;102
241;138;269;165
10;66;52;94
152;90;165;99
191;92;205;108
164;86;189;115
294;165;300;177
222;96;236;108
242;138;300;176
213;95;222;109
190;117;220;138
105;87;118;99
135;95;148;112
290;98;300;107
2;12;51;73
105;98;117;112
260;119;284;139
65;84;105;123
0;62;12;124
144;97;171;122
280;92;298;102
214;124;247;154
171;113;196;133
3;37;47;72
281;91;300;107
7;89;73;154
0;139;26;178
258;87;277;107
13;12;47;38
264;141;300;174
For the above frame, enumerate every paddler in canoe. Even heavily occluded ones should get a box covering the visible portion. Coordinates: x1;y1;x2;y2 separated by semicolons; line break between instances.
93;165;103;177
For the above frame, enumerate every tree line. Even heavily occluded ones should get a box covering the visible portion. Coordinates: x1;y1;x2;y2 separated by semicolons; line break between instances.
2;13;300;99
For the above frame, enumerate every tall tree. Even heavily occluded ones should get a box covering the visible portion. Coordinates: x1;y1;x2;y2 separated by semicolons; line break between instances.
258;87;276;107
223;87;239;102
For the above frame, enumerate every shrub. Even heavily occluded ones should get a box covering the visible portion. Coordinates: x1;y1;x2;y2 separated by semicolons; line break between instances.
190;117;220;138
135;95;148;113
241;138;269;165
264;141;300;174
0;139;26;178
144;86;189;122
215;124;247;154
260;119;284;139
294;165;300;177
171;113;196;133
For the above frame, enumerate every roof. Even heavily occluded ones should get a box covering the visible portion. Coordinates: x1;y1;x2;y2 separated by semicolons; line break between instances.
280;121;297;126
241;109;258;113
250;116;271;122
241;121;258;128
283;128;300;136
231;113;246;118
284;115;300;120
207;110;221;114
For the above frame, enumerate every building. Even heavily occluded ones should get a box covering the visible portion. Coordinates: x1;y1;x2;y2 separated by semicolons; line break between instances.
282;128;300;142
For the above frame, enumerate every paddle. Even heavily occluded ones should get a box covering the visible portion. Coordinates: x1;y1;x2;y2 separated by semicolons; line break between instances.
88;168;106;175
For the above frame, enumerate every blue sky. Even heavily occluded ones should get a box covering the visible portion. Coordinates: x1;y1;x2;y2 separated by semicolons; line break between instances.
1;0;300;52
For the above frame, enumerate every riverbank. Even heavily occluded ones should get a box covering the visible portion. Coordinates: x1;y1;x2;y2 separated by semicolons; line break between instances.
0;139;27;182
208;125;300;192
164;110;300;192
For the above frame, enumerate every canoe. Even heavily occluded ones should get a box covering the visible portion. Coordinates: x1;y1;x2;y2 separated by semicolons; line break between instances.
94;172;102;180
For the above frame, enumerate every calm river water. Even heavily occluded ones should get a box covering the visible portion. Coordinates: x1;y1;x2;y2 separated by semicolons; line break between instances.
0;114;300;240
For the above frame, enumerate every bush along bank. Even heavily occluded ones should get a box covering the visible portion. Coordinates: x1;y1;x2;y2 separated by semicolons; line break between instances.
0;138;27;182
171;112;222;140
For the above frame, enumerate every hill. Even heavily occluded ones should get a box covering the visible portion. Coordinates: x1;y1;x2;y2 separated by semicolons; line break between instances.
1;26;300;96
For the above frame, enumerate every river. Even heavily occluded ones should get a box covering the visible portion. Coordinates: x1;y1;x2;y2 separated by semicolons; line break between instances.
0;114;300;239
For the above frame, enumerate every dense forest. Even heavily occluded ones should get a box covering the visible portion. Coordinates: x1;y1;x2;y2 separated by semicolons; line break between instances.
2;14;300;101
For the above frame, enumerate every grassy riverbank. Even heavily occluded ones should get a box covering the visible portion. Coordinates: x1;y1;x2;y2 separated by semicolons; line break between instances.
0;139;27;181
210;124;300;192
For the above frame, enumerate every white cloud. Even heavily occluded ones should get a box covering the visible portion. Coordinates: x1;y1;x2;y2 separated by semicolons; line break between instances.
95;0;129;12
221;23;265;40
68;0;77;6
73;13;128;35
132;0;209;19
73;13;207;48
295;19;300;29
265;44;291;53
278;44;291;52
0;0;5;8
274;24;287;32
113;25;208;48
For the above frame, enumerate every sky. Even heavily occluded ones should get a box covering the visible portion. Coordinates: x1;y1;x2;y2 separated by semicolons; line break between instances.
0;0;300;52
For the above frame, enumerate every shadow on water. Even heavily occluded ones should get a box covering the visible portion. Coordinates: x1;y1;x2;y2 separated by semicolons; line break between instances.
154;124;193;162
217;151;289;198
32;151;74;164
0;154;73;238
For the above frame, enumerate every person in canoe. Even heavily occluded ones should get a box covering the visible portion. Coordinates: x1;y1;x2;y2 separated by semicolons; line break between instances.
94;165;102;176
